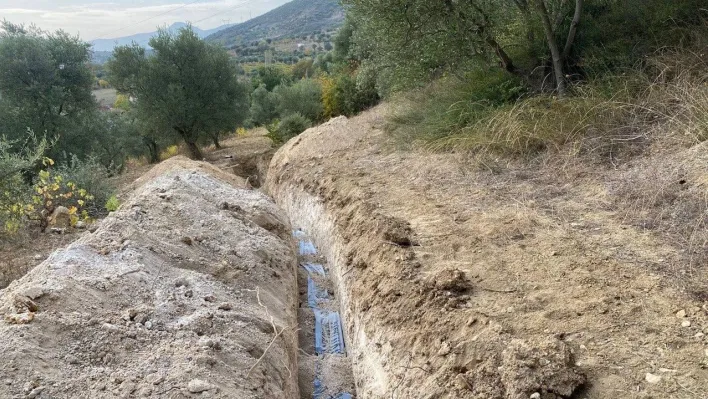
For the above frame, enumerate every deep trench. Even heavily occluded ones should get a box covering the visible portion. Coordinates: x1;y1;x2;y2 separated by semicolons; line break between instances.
292;228;356;399
228;153;370;398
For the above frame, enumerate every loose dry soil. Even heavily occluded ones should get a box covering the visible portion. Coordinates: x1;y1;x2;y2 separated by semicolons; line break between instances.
266;106;708;398
2;105;707;399
0;157;300;398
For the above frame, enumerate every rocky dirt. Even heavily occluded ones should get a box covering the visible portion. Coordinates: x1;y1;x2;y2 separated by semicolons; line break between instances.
266;108;708;398
0;157;300;398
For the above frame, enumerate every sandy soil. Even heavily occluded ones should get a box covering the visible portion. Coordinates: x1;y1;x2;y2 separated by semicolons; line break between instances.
0;157;300;398
266;107;708;398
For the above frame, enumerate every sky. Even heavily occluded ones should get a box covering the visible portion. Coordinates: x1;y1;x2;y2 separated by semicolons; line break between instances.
0;0;289;41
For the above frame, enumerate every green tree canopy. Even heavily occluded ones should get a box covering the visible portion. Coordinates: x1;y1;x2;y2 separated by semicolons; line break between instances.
0;21;96;151
107;26;248;159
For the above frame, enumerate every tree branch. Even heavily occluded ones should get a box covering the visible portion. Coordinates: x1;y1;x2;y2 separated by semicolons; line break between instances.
562;0;583;61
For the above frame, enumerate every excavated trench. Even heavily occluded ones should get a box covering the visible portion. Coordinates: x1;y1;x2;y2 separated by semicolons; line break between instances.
269;187;383;399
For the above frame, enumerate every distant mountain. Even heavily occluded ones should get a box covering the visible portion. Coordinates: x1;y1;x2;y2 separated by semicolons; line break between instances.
90;22;235;52
207;0;344;47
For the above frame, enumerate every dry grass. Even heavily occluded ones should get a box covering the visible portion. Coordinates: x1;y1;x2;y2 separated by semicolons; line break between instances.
389;50;708;161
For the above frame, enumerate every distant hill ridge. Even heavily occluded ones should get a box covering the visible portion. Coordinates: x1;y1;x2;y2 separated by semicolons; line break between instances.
206;0;344;47
90;22;235;52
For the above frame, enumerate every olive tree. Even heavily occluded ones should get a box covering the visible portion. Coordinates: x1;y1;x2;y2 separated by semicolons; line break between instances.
108;26;248;159
0;22;96;152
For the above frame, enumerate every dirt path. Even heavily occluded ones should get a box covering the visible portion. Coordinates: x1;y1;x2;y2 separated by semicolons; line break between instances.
266;108;708;398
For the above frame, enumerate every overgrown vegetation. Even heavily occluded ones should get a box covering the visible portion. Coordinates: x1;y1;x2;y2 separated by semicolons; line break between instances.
338;0;707;156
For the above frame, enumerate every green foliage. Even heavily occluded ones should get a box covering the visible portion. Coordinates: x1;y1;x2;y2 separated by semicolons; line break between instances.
105;195;120;212
292;58;315;80
266;113;312;144
0;21;96;156
322;72;379;118
55;156;115;218
250;84;279;126
252;66;290;91
388;70;526;143
108;25;249;159
273;79;324;122
576;0;708;75
0;135;48;235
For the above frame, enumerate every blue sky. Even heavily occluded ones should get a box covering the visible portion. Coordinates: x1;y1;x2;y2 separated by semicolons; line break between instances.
0;0;288;40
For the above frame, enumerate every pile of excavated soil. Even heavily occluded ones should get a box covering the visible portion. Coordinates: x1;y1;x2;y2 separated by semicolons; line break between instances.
0;157;299;398
266;108;708;398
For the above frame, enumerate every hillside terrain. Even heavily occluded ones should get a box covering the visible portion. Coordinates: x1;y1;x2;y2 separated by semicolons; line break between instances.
266;106;708;398
90;22;235;52
206;0;343;47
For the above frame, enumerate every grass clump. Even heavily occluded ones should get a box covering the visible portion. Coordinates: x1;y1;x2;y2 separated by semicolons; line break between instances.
388;51;708;158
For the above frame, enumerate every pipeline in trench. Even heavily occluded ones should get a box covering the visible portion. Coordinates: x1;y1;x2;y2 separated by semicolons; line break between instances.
293;228;355;399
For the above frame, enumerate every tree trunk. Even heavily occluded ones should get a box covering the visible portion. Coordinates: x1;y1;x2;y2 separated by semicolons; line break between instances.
185;141;204;160
536;0;567;96
143;137;160;163
562;0;584;61
211;134;221;149
485;36;517;74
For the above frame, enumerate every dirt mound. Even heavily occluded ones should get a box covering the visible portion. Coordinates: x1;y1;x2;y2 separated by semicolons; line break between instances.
0;158;299;398
267;106;708;398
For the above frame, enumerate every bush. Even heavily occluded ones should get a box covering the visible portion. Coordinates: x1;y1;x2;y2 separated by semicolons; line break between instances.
55;156;115;218
250;84;279;126
105;195;120;212
387;69;526;145
322;72;380;118
28;160;95;231
273;79;324;122
389;51;708;157
0;134;47;235
266;113;312;144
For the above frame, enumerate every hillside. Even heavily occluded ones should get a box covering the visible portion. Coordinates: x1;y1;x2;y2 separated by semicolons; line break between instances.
90;22;235;52
206;0;343;47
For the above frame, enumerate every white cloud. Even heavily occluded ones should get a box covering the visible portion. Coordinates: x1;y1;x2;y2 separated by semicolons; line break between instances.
1;0;287;41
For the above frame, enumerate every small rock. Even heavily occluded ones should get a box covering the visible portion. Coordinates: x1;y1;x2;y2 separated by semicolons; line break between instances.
147;374;165;385
217;303;232;311
681;320;691;328
530;393;541;399
181;236;193;246
645;373;662;384
203;295;217;303
49;206;71;228
437;341;451;357
187;379;213;393
144;321;153;330
676;309;687;318
75;221;87;229
33;254;43;261
27;386;44;398
694;332;704;339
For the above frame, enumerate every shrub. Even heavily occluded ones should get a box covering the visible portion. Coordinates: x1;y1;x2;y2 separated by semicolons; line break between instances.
273;79;324;122
266;113;312;144
29;159;95;231
0;134;47;235
159;145;180;161
250;84;279;126
55;156;115;218
105;195;120;212
322;72;380;118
